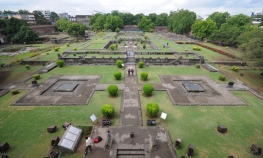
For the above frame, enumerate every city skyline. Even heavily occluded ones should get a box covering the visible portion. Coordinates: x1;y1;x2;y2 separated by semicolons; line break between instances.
0;0;262;17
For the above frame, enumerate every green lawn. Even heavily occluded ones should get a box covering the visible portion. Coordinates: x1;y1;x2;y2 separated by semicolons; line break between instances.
0;90;122;158
0;65;43;86
178;54;196;59
136;66;230;84
182;44;232;61
28;65;125;84
140;91;263;158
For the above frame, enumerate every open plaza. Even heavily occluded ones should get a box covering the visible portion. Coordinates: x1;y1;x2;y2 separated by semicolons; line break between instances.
0;31;263;158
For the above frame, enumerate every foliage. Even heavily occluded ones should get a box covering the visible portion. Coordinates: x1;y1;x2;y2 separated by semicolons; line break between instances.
3;17;28;41
11;89;20;95
25;64;30;69
11;25;39;43
104;15;124;31
138;16;154;31
56;60;64;67
195;64;200;68
140;72;148;81
33;74;40;80
18;9;29;14
74;47;77;51
50;12;60;21
110;44;116;50
168;9;196;34
118;13;135;25
193;46;201;51
231;66;239;72
66;43;69;47
116;60;123;68
218;75;226;81
138;62;144;68
33;10;51;25
91;14;106;30
143;44;146;49
142;83;154;96
67;23;85;38
56;18;71;31
147;13;157;24
155;13;168;26
192;19;217;40
115;28;120;33
208;12;230;28
146;102;159;117
101;104;115;118
144;34;149;41
113;71;122;80
107;85;118;96
54;46;60;51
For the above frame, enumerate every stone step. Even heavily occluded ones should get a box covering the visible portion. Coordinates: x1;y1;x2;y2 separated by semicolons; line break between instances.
117;149;145;155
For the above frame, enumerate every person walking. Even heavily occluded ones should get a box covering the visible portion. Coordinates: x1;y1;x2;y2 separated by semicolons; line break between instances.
85;136;93;155
128;69;130;76
131;69;134;76
107;131;111;138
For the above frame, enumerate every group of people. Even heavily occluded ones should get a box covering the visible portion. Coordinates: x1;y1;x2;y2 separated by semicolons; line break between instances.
128;68;134;76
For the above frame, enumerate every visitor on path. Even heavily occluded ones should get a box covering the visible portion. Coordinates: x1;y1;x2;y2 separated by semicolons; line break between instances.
131;69;134;75
107;131;111;138
128;69;131;76
85;136;93;155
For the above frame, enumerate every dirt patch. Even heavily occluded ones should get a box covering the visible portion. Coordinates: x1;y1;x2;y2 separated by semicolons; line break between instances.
0;69;10;87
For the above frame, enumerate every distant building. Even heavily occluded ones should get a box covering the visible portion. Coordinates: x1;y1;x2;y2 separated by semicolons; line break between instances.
252;18;262;25
37;10;51;20
8;14;36;24
58;13;69;19
2;11;18;19
69;15;91;27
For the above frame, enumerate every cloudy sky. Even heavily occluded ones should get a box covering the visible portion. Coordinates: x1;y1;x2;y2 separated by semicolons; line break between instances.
0;0;262;17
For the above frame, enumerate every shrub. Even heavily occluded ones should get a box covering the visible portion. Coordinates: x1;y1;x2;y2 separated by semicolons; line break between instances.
143;44;146;49
73;53;76;56
142;83;154;96
116;60;123;68
54;47;60;51
107;85;118;96
56;60;64;67
141;72;148;81
110;44;116;51
74;47;77;51
146;102;159;117
218;75;226;81
66;43;69;46
30;54;37;58
193;46;201;51
46;52;49;55
33;74;40;80
195;64;200;68
138;62;144;68
25;64;30;69
113;71;122;80
231;66;239;72
11;89;19;95
141;40;143;44
101;104;115;118
260;72;263;76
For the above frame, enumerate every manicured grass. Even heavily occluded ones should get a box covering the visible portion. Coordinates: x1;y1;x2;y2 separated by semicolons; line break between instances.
138;55;175;58
86;43;106;49
136;66;230;84
218;65;263;94
0;65;43;86
158;38;186;52
182;44;232;61
0;90;122;157
140;91;263;158
28;65;125;84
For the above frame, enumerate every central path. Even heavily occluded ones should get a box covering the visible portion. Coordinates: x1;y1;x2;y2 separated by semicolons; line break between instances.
121;64;142;126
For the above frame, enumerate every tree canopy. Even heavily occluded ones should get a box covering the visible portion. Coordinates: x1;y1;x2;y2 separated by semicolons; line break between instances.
11;25;39;43
50;12;60;21
138;16;154;31
4;17;28;40
56;18;71;31
192;18;217;40
33;10;51;25
67;22;85;38
208;12;230;28
104;15;124;31
18;9;29;14
168;9;196;34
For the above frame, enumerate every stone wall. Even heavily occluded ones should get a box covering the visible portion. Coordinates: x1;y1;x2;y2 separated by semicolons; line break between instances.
21;61;48;65
63;57;127;65
29;25;56;35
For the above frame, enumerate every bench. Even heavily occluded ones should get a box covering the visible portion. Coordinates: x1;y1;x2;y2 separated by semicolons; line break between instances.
150;136;157;150
104;137;112;150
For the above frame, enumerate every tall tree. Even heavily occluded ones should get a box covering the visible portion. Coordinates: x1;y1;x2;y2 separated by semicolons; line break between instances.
155;13;168;26
11;25;39;43
92;14;106;30
89;13;102;26
18;9;29;14
133;13;145;25
50;12;60;21
33;10;51;25
168;9;196;34
208;12;230;28
119;13;134;25
56;18;71;31
138;16;154;31
111;10;119;16
67;22;85;39
0;19;6;28
238;27;263;66
147;13;157;24
4;17;28;40
192;19;217;40
226;14;251;27
104;15;124;31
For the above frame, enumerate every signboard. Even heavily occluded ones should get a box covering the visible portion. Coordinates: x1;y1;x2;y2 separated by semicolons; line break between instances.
90;114;97;122
160;112;167;120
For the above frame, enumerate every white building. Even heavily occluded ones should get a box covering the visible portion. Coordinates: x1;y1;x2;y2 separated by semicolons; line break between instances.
58;13;69;19
37;10;51;20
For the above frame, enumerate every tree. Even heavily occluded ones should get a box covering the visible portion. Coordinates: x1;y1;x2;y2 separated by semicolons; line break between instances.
4;17;28;41
104;15;124;31
67;23;85;39
89;13;102;26
0;19;6;28
133;13;145;25
147;13;157;24
50;12;60;21
138;17;154;31
208;12;230;28
155;13;168;26
226;14;251;27
168;9;196;34
11;25;39;43
238;27;263;67
92;14;106;30
56;18;71;31
33;10;51;25
111;10;119;16
18;9;29;14
119;13;135;25
192;19;217;40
